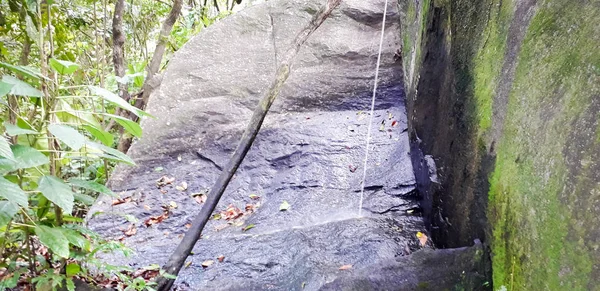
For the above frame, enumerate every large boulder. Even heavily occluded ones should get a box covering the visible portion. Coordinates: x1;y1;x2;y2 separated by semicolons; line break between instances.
88;0;487;289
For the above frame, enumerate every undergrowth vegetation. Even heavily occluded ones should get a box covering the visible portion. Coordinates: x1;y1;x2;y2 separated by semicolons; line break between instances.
0;0;242;289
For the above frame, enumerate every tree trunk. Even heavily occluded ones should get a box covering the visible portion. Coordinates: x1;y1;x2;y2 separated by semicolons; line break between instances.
112;0;129;103
117;0;183;153
155;0;342;289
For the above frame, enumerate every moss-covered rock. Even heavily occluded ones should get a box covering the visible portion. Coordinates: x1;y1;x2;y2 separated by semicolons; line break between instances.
398;0;600;289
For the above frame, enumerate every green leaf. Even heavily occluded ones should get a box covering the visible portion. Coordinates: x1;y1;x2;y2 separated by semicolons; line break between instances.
55;99;103;129
106;114;142;138
85;141;135;165
88;86;150;118
9;144;49;170
0;81;13;97
1;75;42;97
37;175;75;214
0;201;19;227
0;135;14;160
279;200;290;211
4;122;39;136
65;264;80;277
66;278;76;291
0;62;45;80
82;125;113;146
48;124;86;150
73;192;95;205
0;176;28;207
68;178;115;197
61;228;90;251
35;225;70;258
49;58;80;75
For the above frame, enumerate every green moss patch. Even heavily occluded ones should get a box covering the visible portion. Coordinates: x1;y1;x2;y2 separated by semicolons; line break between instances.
488;0;599;289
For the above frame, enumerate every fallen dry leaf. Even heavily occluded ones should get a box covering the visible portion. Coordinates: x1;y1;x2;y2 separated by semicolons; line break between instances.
169;201;178;209
349;165;357;173
194;194;207;204
123;224;137;236
245;204;255;212
201;260;214;268
185;261;192;268
111;197;132;206
185;223;192;229
217;255;225;262
144;212;169;227
143;204;151;210
156;176;175;188
249;194;260;200
391;120;398;127
222;205;243;220
416;231;428;247
175;181;188;191
339;264;353;270
212;213;222;220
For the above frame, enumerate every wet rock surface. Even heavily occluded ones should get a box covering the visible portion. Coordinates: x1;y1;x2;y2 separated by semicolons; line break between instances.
87;0;486;289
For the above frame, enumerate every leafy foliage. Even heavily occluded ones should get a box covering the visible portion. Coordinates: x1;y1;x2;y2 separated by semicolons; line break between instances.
1;0;242;289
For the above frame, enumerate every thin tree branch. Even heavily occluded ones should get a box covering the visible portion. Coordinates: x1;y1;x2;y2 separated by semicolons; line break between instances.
154;0;342;289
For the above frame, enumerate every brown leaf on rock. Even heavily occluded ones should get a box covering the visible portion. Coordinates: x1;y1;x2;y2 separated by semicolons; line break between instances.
185;223;192;229
123;224;137;236
111;196;132;206
222;205;243;220
144;212;169;227
245;204;255;212
201;260;214;268
194;194;207;204
339;264;352;270
217;255;225;262
156;176;175;188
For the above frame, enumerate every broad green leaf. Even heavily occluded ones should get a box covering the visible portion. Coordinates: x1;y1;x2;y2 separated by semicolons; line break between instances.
66;263;80;277
69;178;115;196
48;124;85;150
0;176;28;207
85;141;135;165
0;62;45;80
0;81;13;97
49;58;80;75
0;135;13;160
4;122;39;136
10;144;49;170
56;99;102;129
0;201;19;227
66;278;76;291
73;192;95;205
35;225;70;258
61;228;90;251
88;86;149;118
106;114;142;138
37;175;75;214
82;125;113;146
2;75;42;97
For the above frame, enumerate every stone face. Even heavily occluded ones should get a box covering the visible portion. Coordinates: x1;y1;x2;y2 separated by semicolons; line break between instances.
399;0;600;289
86;0;467;289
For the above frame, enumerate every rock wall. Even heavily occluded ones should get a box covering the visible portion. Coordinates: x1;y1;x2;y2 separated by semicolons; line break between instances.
398;0;599;289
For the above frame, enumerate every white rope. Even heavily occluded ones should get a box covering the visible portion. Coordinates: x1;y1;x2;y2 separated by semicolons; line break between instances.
358;0;389;217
